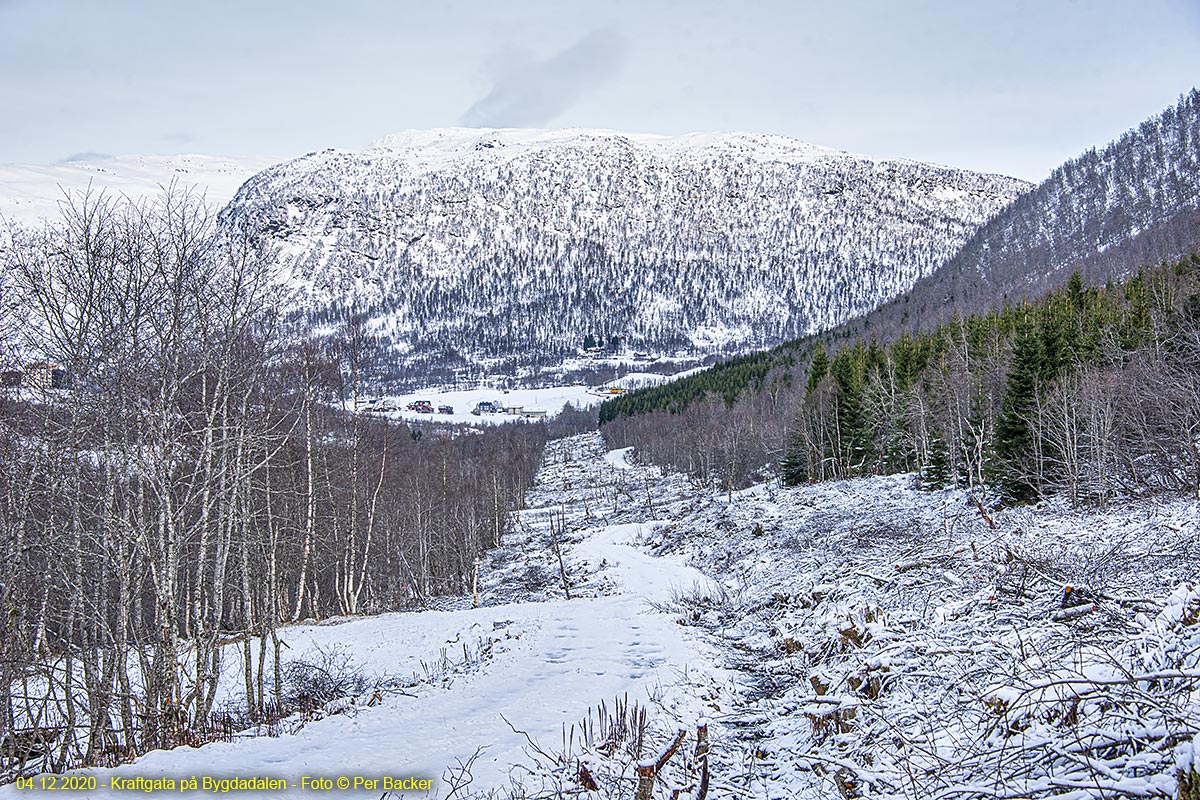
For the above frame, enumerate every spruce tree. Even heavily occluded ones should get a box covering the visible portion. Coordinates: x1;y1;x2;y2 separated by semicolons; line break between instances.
807;347;829;394
780;421;809;486
993;319;1042;503
1065;270;1086;313
922;434;951;489
831;348;869;475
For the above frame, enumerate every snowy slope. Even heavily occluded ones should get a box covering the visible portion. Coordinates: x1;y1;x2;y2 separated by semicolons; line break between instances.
219;128;1030;381
5;599;712;798
889;88;1200;321
7;434;1194;798
0;154;272;226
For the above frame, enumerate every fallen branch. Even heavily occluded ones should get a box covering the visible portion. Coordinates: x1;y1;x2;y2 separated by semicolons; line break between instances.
968;491;995;529
1050;603;1097;622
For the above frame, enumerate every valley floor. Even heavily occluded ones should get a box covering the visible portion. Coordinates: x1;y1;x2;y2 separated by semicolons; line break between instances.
3;433;1198;799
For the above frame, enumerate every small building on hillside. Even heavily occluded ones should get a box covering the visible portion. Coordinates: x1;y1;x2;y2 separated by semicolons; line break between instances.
22;363;71;391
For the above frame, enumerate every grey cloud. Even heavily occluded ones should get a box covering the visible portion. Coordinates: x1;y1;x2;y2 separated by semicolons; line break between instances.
460;28;627;128
57;151;113;163
162;132;195;145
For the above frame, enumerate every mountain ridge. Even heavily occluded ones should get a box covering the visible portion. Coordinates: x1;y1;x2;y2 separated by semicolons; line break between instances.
867;88;1200;332
219;127;1029;386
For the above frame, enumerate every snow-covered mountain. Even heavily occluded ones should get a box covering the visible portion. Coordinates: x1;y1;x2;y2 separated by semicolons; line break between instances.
219;128;1029;385
887;89;1200;324
0;153;273;226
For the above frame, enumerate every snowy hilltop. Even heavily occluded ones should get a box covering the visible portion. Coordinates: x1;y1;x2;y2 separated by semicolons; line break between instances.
0;154;272;227
218;128;1030;383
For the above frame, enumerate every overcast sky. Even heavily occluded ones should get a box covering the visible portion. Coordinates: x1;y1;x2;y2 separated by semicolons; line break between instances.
1;0;1197;180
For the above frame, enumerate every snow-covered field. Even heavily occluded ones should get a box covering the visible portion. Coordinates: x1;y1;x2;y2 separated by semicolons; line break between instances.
0;154;272;226
3;433;1198;798
366;372;689;426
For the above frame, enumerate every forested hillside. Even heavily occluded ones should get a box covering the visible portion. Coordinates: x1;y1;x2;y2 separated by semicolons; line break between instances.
601;91;1200;496
220;129;1026;386
604;255;1200;507
845;88;1200;339
783;259;1200;498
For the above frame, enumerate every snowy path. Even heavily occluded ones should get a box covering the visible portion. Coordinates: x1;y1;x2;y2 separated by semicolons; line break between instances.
0;434;726;799
10;431;1190;798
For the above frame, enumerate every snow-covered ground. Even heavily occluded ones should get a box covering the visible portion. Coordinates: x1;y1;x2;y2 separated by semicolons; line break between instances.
3;433;1198;798
0;438;730;799
0;154;273;226
365;372;691;426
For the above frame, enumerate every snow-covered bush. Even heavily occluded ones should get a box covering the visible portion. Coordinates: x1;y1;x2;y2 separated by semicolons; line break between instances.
281;644;372;713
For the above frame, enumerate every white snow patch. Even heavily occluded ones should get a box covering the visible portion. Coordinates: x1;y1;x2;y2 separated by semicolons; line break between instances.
0;154;273;226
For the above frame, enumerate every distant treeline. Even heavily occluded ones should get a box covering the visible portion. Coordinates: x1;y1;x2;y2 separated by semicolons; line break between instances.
604;254;1200;506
